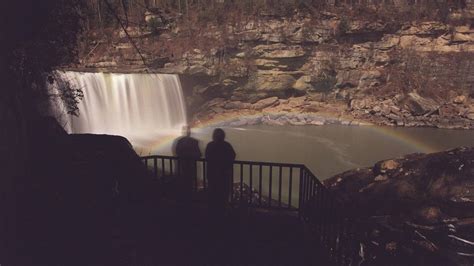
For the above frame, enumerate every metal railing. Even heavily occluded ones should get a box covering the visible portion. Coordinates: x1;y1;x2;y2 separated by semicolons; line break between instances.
141;155;305;210
299;166;362;265
141;155;363;265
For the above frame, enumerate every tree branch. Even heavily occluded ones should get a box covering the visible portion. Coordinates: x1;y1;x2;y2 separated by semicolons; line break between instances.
103;0;149;71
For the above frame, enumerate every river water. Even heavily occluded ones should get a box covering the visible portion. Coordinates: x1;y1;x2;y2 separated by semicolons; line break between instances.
149;124;474;180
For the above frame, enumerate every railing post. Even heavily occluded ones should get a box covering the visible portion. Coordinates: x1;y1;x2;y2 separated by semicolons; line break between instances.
194;160;198;192
230;163;234;203
288;167;293;209
169;159;173;176
239;163;244;204
161;158;165;182
202;160;206;189
278;166;282;208
298;166;304;219
268;166;273;208
258;165;262;206
249;164;253;205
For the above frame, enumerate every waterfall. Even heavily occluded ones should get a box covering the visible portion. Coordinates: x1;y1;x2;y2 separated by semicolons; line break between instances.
52;71;187;151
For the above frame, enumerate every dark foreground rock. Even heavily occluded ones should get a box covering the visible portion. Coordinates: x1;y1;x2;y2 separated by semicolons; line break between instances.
324;147;474;265
13;119;156;265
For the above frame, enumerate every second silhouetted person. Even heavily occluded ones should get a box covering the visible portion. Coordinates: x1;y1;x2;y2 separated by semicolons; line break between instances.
205;128;236;216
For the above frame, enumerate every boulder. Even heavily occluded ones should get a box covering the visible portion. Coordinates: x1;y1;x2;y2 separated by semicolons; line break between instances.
252;97;279;110
288;96;307;108
439;104;460;118
404;92;439;116
374;159;401;175
247;93;269;104
186;65;215;76
224;101;251;110
350;98;374;110
307;92;326;102
309;120;325;126
292;75;313;91
453;95;467;104
303;102;321;113
465;106;474;120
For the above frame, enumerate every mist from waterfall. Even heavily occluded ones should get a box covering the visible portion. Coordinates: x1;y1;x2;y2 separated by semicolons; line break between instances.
53;71;187;153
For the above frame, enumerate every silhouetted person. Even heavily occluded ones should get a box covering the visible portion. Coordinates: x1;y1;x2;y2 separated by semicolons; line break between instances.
205;128;236;217
173;126;201;206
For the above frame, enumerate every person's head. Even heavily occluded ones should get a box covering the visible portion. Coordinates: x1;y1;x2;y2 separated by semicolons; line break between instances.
182;125;191;137
212;128;225;142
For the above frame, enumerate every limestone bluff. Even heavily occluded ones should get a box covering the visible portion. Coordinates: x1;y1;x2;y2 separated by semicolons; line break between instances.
73;2;474;129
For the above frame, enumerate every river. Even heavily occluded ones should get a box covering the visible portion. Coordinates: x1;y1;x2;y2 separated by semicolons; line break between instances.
145;124;474;180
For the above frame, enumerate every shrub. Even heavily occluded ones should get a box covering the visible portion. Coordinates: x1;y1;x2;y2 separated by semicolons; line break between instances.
312;74;337;93
337;17;350;36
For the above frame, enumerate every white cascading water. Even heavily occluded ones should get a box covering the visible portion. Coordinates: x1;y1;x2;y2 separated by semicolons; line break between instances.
52;71;187;153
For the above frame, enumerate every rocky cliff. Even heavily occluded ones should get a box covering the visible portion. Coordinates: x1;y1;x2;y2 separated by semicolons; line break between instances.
74;4;474;129
324;147;474;265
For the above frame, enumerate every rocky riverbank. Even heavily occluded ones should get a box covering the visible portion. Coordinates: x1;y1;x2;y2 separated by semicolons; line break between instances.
192;94;474;129
324;147;474;265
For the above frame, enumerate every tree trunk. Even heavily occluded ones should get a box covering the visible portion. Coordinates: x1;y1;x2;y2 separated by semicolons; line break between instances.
121;0;129;28
97;0;103;32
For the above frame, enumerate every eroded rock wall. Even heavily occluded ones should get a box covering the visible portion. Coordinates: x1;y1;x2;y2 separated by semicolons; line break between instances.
76;6;474;128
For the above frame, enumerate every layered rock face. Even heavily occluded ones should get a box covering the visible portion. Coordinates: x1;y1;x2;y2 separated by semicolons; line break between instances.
324;147;474;265
77;5;474;128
